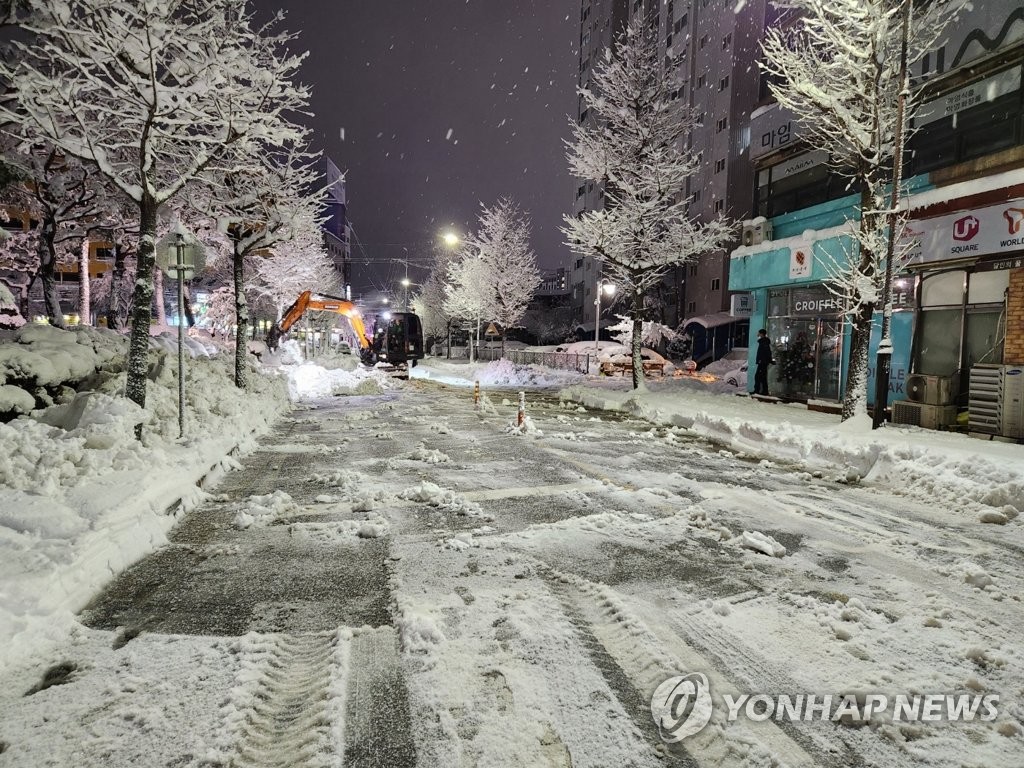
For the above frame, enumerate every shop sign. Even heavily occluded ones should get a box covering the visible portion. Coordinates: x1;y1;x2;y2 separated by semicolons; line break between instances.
771;149;828;180
790;286;839;316
750;103;799;161
903;198;1024;265
889;277;917;309
789;240;814;279
976;255;1024;272
916;66;1021;126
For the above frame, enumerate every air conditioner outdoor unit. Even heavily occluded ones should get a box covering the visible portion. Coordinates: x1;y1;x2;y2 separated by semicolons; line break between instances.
892;401;958;430
1002;366;1024;439
741;216;772;247
969;364;1003;434
905;374;953;405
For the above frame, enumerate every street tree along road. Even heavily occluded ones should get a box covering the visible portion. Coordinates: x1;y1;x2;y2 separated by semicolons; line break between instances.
1;382;1020;767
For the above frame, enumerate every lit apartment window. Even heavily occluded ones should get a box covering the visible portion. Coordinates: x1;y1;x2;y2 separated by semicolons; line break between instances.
714;158;726;173
711;278;721;291
716;117;728;132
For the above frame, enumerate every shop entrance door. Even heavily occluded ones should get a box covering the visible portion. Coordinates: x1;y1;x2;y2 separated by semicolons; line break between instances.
768;317;843;400
815;320;843;401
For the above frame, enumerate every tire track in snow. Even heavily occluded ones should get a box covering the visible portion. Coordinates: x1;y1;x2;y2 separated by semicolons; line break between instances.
545;569;822;768
217;630;348;768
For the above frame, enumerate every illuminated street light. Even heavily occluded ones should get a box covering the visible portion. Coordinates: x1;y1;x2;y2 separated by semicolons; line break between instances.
400;277;411;311
594;278;616;352
442;231;460;247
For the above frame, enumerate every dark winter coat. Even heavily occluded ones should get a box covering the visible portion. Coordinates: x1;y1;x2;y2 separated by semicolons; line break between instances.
756;336;773;366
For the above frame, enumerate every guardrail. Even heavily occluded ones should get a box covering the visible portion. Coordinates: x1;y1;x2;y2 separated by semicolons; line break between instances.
473;347;591;375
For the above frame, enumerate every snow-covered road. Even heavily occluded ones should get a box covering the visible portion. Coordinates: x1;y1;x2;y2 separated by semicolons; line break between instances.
2;379;1020;767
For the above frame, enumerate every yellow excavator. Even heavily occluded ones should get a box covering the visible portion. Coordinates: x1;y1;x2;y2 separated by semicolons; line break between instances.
266;291;424;367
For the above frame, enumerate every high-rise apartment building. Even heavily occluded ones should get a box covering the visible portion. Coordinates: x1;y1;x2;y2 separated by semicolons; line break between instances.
571;0;766;356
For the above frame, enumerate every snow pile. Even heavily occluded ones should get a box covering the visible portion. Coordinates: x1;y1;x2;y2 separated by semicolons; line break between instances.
232;490;299;529
0;326;289;675
405;443;451;464
558;381;1024;519
505;414;544;436
0;282;25;329
284;360;390;400
395;601;446;651
412;357;583;389
734;530;787;558
400;481;488;519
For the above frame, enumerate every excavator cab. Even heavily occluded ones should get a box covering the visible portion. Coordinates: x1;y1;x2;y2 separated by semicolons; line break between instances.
375;312;424;366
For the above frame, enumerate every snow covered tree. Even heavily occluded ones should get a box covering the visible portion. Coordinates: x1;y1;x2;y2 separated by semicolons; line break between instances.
253;223;340;321
761;0;962;420
563;19;734;390
412;271;454;356
201;138;325;388
470;199;541;353
608;315;678;351
0;146;117;327
0;0;310;412
442;252;494;363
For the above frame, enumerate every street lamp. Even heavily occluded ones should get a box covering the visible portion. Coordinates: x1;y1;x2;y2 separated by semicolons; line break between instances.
401;277;411;311
594;279;616;352
442;231;460;247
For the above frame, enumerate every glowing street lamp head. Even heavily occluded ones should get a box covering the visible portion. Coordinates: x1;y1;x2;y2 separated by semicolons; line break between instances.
401;278;411;287
442;231;460;247
602;282;616;296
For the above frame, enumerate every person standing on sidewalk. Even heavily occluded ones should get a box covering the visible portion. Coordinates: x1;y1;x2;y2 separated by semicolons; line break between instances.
754;328;773;396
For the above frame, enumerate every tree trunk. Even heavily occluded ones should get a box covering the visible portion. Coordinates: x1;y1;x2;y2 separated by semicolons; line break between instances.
233;247;248;389
843;301;873;420
631;286;644;391
108;242;131;332
446;320;451;359
39;224;66;328
79;238;90;325
154;267;166;325
183;283;196;328
841;185;878;421
125;195;158;411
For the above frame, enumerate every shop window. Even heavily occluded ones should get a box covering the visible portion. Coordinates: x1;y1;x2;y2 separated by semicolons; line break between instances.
964;309;1005;369
921;270;965;307
967;270;1009;305
916;309;963;376
908;86;1023;176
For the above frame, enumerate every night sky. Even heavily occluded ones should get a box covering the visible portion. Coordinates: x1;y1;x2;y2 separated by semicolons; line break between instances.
253;1;580;300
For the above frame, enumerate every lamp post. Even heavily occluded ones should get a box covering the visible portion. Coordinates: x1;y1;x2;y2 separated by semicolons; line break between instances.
594;279;616;352
401;277;411;312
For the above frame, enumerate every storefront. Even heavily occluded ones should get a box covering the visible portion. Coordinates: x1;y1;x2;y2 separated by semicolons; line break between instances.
764;285;844;400
904;194;1024;401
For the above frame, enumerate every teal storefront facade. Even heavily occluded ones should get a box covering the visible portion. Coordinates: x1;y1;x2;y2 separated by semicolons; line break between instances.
728;194;918;405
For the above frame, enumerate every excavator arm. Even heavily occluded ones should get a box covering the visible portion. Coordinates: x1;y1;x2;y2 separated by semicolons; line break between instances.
269;290;371;350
